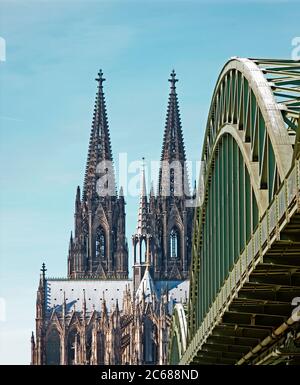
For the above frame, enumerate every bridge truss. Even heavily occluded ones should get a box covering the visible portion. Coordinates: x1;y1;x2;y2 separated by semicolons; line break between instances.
169;58;300;365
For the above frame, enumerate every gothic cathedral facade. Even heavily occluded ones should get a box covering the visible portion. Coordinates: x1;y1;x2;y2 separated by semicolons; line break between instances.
31;70;194;365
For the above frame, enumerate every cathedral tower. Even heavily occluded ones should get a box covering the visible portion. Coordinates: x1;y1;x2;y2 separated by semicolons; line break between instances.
132;70;194;283
32;70;192;366
68;70;128;279
154;70;194;280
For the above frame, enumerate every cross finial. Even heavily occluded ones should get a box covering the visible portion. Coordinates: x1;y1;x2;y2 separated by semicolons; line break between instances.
95;69;106;87
41;263;47;279
168;69;178;90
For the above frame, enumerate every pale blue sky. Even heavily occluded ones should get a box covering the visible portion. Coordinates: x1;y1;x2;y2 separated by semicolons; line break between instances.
0;0;299;364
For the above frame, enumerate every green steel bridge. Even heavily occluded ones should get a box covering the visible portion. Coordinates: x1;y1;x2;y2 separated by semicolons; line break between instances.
169;58;300;365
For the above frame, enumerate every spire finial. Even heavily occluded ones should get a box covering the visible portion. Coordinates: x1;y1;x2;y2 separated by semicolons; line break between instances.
168;69;178;90
41;263;47;279
95;69;106;87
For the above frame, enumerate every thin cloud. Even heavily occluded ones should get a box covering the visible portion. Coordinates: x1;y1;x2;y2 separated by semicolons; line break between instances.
0;115;23;122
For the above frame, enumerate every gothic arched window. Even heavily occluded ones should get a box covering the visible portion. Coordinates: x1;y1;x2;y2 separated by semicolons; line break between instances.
141;238;146;263
67;329;80;365
46;328;60;365
170;228;180;259
96;227;106;259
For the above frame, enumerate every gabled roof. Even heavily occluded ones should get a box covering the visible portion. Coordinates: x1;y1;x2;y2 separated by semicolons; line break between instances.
135;269;157;303
45;279;132;316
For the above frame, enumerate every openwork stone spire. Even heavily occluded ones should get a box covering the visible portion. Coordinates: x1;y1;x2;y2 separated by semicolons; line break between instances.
158;70;189;197
161;70;186;162
83;70;115;200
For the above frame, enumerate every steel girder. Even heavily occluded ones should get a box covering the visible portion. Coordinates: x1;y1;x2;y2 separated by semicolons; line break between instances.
168;303;188;364
169;58;300;364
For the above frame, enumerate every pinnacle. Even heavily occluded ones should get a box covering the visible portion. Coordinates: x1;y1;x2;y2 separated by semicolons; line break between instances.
136;158;148;235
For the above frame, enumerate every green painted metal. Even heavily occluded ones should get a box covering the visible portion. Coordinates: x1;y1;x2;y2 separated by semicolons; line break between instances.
180;156;300;364
168;58;300;364
168;304;188;364
192;134;258;332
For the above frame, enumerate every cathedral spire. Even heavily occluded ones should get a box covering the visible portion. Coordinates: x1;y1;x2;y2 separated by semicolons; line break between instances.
160;70;186;163
136;158;148;235
83;69;115;200
158;70;189;197
68;71;128;281
75;186;81;208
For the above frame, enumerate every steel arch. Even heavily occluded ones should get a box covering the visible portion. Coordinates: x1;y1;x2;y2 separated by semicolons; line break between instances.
168;303;188;364
201;58;298;205
169;57;300;364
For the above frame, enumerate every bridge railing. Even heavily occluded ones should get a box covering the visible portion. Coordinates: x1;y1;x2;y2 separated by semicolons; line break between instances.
181;157;300;364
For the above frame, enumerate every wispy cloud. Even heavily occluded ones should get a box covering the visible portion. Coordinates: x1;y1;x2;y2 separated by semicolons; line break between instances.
0;115;23;122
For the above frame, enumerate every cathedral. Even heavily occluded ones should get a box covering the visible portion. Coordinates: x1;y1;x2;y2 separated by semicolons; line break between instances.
31;70;194;365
